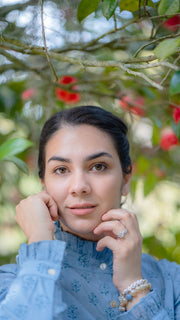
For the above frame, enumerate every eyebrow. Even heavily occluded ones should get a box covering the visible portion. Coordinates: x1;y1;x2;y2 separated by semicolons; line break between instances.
47;152;113;163
86;152;113;161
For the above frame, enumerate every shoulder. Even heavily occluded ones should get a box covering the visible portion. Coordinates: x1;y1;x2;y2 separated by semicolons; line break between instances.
142;253;180;280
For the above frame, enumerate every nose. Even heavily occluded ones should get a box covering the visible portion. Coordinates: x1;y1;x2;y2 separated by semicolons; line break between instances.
69;171;91;196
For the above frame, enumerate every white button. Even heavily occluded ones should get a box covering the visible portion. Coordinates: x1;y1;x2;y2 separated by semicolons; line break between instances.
48;268;56;276
100;263;107;270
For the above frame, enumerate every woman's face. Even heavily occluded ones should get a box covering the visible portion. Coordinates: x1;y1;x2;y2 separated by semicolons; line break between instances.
42;124;130;240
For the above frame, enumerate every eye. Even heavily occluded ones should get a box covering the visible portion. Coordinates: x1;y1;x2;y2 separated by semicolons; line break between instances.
91;163;107;172
54;167;69;175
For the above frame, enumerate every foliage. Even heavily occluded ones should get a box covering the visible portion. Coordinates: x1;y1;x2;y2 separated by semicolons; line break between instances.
0;0;180;263
0;138;33;173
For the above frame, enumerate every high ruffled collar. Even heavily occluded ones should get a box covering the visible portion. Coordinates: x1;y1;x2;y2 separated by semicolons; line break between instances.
54;221;113;263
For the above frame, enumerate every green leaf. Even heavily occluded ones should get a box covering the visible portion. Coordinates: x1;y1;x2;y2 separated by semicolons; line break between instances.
4;156;29;174
143;173;158;197
77;0;101;22
137;156;149;174
102;0;119;20
175;121;180;140
169;70;180;96
0;138;33;161
154;37;180;60
119;0;139;12
152;124;160;145
158;0;179;15
143;236;170;260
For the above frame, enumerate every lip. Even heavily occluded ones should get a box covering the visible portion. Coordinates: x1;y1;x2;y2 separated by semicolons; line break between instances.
67;203;97;216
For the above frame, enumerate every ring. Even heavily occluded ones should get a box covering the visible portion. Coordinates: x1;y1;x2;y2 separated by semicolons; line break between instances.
117;228;128;239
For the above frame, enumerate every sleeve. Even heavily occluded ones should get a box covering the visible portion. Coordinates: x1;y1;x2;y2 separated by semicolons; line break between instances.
174;262;180;319
118;259;180;320
0;240;66;320
118;290;172;320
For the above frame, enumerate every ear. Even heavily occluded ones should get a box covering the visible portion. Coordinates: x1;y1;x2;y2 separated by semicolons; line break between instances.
121;173;132;196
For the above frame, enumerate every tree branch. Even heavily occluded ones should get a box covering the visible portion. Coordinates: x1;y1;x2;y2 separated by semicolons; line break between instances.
134;32;180;57
160;55;180;85
0;39;165;90
125;61;179;70
40;0;58;81
82;17;140;50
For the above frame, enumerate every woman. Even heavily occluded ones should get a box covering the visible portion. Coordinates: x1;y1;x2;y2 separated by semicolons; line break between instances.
0;105;179;320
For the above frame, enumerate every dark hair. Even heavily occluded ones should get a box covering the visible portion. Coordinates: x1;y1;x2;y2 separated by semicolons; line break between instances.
38;105;132;179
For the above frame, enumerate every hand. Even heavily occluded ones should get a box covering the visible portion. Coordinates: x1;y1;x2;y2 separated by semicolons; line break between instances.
93;209;143;293
15;191;59;244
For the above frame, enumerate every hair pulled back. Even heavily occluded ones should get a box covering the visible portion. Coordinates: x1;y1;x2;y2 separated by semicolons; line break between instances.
38;105;132;179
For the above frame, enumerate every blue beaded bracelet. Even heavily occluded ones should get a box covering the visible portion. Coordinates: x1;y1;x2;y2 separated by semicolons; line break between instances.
118;279;152;312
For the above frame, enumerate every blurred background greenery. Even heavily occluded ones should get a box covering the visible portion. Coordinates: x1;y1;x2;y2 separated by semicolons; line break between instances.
0;0;180;265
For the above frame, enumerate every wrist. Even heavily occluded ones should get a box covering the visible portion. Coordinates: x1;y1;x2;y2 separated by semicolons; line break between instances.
118;278;152;312
28;232;54;244
115;275;143;293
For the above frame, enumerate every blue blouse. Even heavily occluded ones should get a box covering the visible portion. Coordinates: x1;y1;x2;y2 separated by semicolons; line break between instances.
0;221;179;320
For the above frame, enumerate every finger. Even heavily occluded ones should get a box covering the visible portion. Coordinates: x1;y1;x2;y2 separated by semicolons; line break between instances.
96;236;117;252
102;209;139;233
39;191;59;221
94;220;125;237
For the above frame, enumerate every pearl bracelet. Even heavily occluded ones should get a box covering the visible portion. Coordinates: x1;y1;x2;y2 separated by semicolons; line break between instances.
118;279;152;312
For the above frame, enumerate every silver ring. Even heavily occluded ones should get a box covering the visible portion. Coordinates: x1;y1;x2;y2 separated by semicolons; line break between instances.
117;228;128;239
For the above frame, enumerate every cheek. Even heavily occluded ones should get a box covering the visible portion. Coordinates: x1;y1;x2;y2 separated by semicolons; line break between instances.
97;175;122;200
44;179;66;201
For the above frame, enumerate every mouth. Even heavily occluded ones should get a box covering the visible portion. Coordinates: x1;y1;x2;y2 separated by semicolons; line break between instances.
68;204;97;216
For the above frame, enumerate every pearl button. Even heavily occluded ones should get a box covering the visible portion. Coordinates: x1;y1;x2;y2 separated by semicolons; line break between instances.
110;300;117;308
48;268;56;276
99;263;107;270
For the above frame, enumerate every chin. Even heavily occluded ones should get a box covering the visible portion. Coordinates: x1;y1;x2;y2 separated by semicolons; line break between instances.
60;218;100;239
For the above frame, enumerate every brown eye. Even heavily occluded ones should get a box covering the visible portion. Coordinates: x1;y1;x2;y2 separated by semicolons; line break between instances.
54;167;68;175
92;163;107;172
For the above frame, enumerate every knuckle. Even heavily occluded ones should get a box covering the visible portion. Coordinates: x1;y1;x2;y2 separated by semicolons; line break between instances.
124;211;131;218
130;212;137;221
15;203;21;211
131;212;136;218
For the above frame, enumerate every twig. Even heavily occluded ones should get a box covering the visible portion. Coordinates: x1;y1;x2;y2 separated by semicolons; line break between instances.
134;32;180;57
113;13;117;30
82;17;139;50
160;55;180;85
0;48;30;68
40;0;58;81
36;51;165;89
125;61;179;70
0;48;45;77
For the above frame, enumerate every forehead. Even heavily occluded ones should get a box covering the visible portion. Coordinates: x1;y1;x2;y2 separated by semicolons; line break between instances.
45;124;118;158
